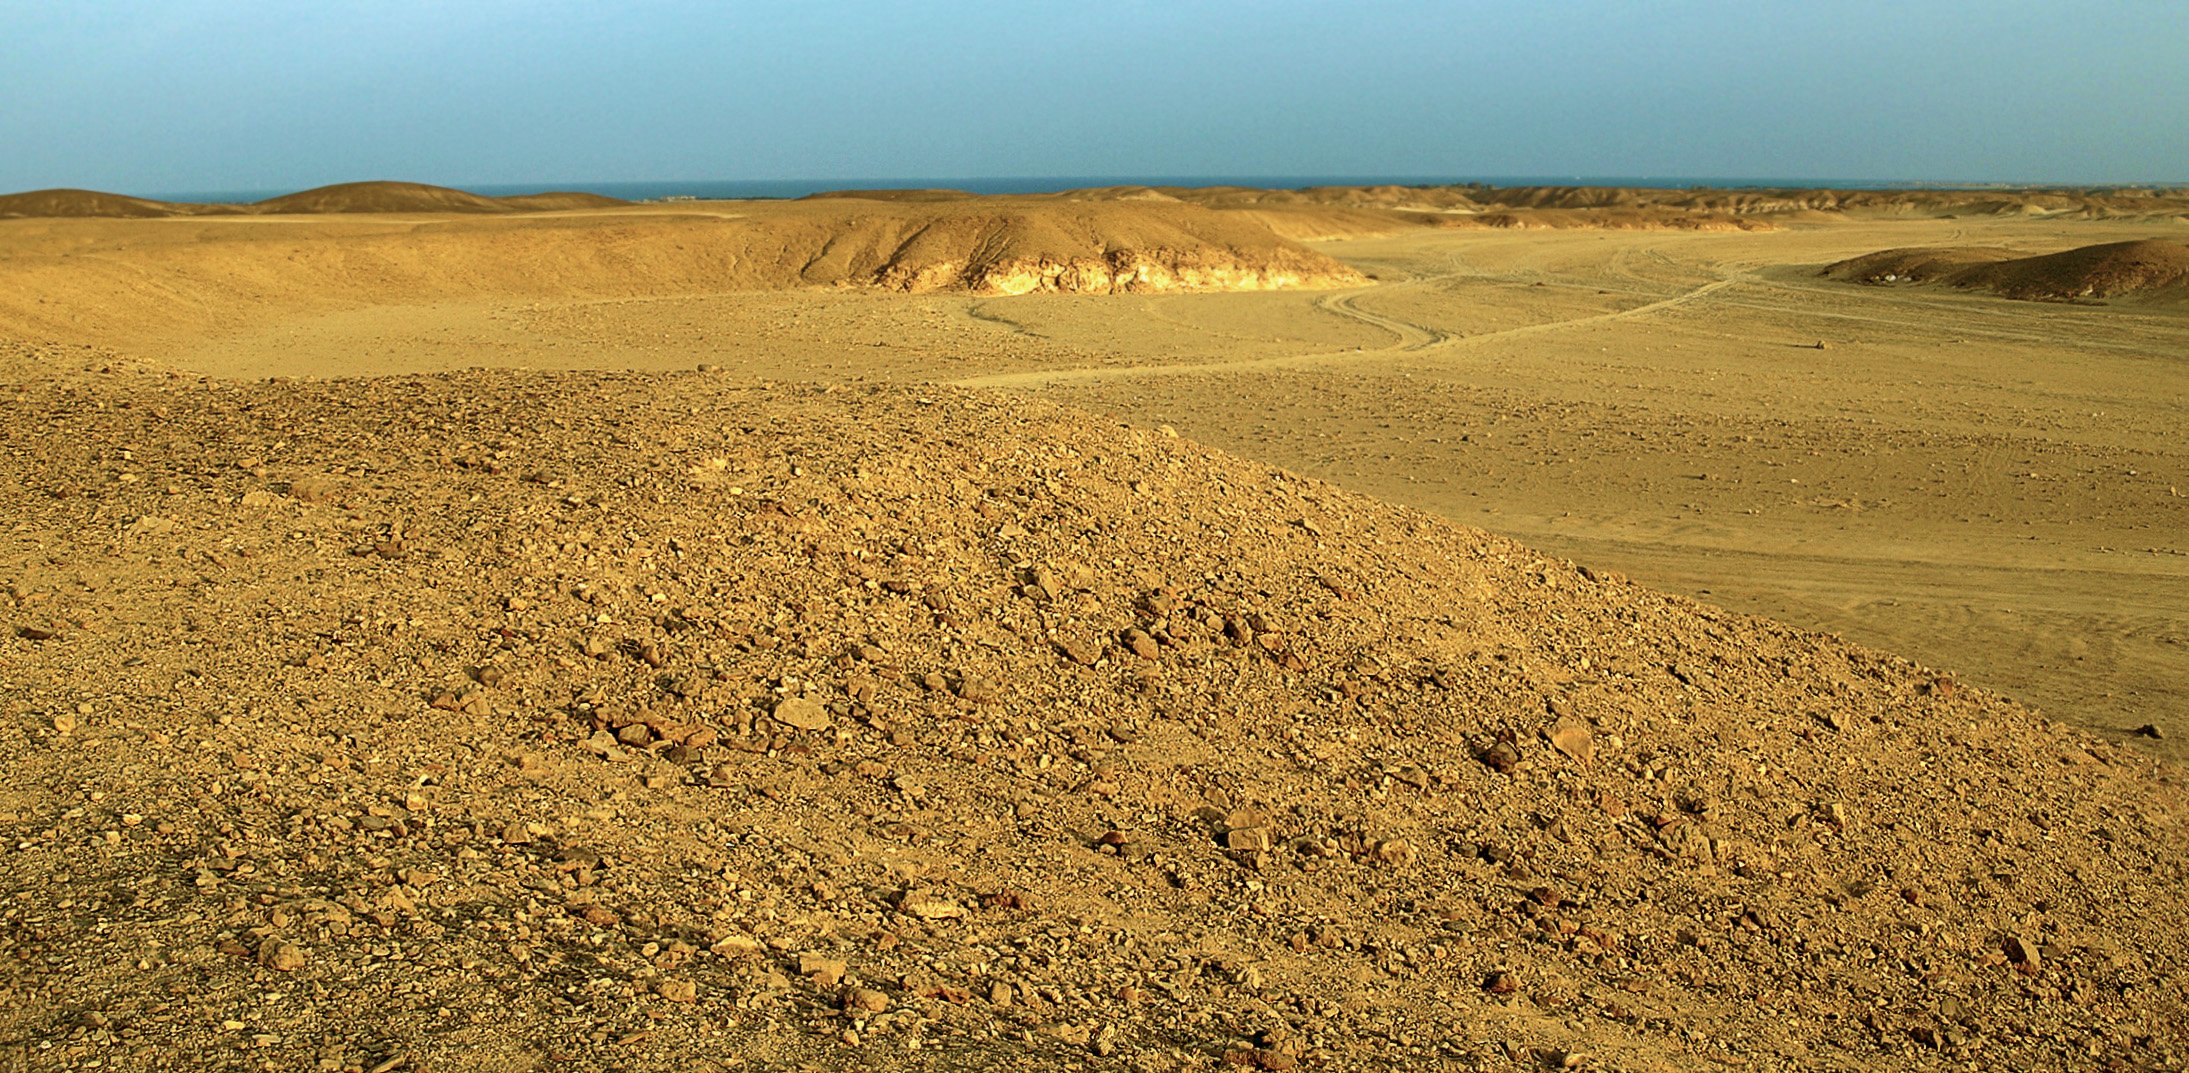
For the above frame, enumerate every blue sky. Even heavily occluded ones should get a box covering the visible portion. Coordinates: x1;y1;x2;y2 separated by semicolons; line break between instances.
2;1;2184;194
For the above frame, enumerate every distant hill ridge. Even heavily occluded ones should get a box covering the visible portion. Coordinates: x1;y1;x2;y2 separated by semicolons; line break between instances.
0;180;628;218
0;187;242;219
7;180;2189;224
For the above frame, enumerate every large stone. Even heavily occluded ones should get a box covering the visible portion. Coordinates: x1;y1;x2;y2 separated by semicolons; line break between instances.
898;888;965;920
771;697;831;731
1548;717;1595;764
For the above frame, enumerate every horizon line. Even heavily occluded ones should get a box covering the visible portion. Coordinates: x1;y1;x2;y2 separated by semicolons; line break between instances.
36;172;2189;205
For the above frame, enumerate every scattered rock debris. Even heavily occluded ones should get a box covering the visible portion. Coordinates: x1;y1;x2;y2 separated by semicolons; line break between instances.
1;349;2184;1070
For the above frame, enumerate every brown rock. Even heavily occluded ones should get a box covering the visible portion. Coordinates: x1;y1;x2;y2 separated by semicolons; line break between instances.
898;888;965;920
258;939;306;972
980;889;1036;911
951;674;999;704
2005;935;2042;974
710;934;763;957
1548;717;1595;764
1055;636;1102;666
288;476;341;504
1370;838;1416;865
770;697;831;731
1026;566;1061;601
1481;738;1520;773
656;978;697;1003
843;987;889;1013
798;953;848;987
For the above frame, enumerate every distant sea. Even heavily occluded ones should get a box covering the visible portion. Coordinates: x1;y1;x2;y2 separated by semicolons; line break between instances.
145;174;2038;205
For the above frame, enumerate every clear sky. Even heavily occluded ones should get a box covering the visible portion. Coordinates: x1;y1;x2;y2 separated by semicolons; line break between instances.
3;0;2184;195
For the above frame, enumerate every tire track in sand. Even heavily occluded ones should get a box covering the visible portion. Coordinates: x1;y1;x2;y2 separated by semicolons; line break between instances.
952;273;1737;388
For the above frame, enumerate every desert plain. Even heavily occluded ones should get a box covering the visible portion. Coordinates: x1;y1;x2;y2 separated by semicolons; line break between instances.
2;182;2187;1071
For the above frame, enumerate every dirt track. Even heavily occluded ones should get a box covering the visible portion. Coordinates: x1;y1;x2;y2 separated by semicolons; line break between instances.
951;274;1738;387
1014;222;2189;761
859;217;2186;760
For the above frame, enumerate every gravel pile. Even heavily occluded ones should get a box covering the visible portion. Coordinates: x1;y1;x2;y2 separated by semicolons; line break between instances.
4;347;2184;1071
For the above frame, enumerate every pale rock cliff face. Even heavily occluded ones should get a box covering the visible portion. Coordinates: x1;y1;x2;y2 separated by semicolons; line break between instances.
874;248;1363;295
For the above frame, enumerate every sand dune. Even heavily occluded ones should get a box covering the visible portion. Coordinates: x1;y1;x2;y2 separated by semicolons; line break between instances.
1827;238;2189;302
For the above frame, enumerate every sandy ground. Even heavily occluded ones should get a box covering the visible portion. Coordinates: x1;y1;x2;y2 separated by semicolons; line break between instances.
1021;221;2189;764
29;210;2179;763
6;197;2189;1071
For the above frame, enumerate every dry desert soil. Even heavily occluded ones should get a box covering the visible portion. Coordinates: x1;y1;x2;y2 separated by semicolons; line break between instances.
3;182;2187;1072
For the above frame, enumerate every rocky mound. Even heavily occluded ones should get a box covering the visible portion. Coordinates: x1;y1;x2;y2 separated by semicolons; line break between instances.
828;202;1361;294
1822;246;2024;285
1825;239;2189;303
496;191;632;212
0;200;1364;344
1957;240;2189;301
252;181;521;214
2;345;2184;1072
0;188;197;219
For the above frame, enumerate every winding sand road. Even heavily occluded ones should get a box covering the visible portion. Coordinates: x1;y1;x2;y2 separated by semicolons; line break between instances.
952;270;1740;388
